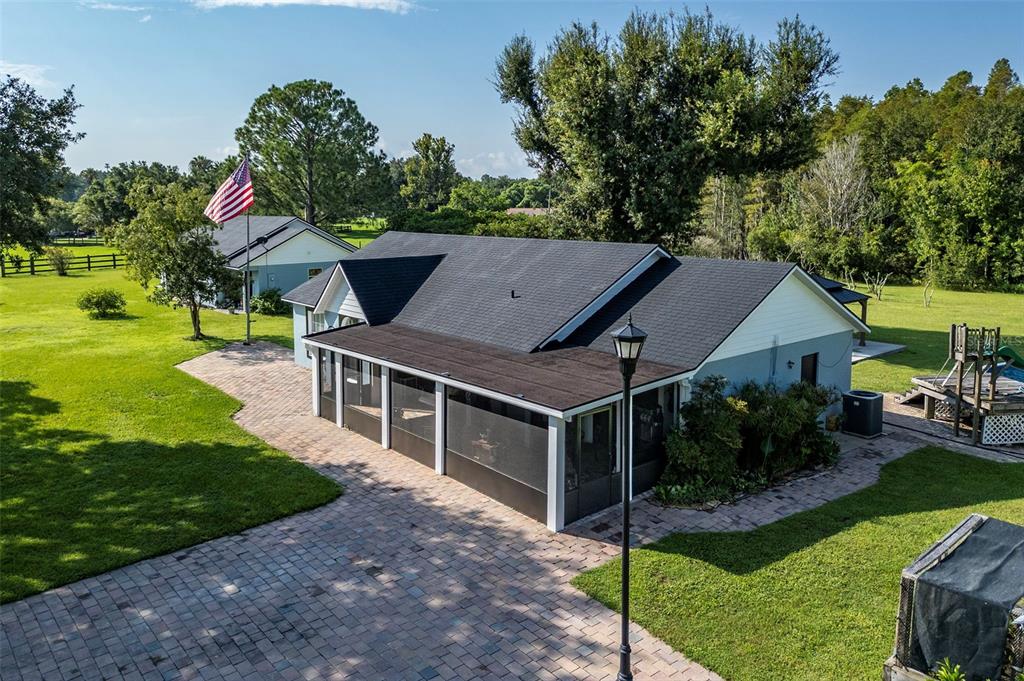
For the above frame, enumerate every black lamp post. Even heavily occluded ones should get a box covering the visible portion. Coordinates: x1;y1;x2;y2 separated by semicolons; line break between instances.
610;314;647;681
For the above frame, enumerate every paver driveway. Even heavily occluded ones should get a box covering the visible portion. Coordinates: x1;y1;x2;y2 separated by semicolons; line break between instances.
1;343;716;681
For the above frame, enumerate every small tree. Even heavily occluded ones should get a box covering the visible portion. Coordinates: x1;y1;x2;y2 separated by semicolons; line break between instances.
111;180;229;340
43;246;73;276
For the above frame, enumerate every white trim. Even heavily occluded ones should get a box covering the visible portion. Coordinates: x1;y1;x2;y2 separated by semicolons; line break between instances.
335;354;343;428
380;366;391;449
692;268;869;373
434;383;446;474
546;416;566;532
538;246;670;349
561;370;694;419
302;338;564;418
314;263;364;316
311;346;321;417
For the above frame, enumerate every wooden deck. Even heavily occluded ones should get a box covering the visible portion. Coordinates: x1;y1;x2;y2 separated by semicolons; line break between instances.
911;372;1024;413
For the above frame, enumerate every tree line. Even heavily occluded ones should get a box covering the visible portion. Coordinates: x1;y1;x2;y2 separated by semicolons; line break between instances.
3;7;1021;298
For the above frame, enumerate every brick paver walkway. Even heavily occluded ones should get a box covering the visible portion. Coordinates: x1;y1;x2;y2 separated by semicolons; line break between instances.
5;342;1014;681
1;343;715;681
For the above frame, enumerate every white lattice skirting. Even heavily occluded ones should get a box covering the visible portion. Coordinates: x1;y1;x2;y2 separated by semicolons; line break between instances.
982;413;1024;445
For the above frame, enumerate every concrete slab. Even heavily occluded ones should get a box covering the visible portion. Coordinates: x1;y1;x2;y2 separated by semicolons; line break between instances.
852;340;906;364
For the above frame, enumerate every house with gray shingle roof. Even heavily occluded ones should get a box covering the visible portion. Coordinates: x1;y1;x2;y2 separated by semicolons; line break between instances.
281;231;870;530
211;215;355;303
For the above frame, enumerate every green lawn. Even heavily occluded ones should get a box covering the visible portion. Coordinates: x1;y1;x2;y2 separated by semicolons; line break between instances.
332;217;385;248
574;447;1024;681
0;269;341;603
852;285;1024;393
6;242;121;260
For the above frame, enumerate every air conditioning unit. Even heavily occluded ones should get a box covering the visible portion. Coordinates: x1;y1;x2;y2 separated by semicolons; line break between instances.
843;389;883;438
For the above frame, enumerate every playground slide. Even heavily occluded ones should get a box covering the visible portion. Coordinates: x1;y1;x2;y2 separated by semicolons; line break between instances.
997;345;1024;367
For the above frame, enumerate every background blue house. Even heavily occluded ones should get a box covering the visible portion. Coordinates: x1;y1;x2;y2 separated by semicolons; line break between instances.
213;215;356;301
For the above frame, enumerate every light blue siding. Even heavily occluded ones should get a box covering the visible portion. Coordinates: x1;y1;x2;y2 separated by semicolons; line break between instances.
292;304;310;367
251;261;337;297
695;330;854;411
292;304;342;367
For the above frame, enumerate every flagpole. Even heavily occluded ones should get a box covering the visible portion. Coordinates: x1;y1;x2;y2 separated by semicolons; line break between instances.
243;208;251;346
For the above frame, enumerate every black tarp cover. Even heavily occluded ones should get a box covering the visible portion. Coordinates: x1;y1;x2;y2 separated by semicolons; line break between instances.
908;517;1024;681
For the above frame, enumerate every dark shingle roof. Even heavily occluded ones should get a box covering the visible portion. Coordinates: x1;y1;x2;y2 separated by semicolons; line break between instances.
339;255;444;325
809;273;870;305
344;231;661;353
308;323;685;412
281;266;335;306
213;215;355;267
560;257;796;370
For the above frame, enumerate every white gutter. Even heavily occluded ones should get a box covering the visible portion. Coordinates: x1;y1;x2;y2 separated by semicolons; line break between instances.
561;370;693;419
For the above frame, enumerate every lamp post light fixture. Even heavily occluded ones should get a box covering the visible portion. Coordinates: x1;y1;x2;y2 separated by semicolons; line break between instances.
610;313;647;681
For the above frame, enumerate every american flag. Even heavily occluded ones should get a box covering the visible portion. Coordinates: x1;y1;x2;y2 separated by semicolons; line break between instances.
204;157;254;224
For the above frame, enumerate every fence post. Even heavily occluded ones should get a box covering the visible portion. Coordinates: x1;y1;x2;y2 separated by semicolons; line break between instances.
0;258;5;278
87;254;92;271
112;254;117;269
29;256;35;275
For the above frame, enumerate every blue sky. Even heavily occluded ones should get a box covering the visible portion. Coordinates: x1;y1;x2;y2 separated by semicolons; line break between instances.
2;1;1022;178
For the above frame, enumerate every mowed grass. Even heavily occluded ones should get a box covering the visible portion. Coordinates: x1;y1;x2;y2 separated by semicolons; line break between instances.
573;447;1024;681
6;243;122;260
332;217;385;248
0;269;341;603
851;285;1023;393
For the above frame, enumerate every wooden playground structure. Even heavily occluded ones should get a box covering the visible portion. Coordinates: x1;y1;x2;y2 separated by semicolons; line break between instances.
896;324;1024;445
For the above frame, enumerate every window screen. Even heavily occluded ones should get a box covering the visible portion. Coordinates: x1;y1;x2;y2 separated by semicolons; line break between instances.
390;370;435;443
343;356;381;420
446;389;547;493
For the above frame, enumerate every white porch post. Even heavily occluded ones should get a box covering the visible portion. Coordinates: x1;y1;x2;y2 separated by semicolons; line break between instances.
434;382;445;474
335;353;343;428
546;415;566;532
380;365;391;449
311;345;321;417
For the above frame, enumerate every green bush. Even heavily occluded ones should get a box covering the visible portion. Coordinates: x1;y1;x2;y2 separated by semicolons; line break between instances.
250;288;288;315
76;287;127;318
655;375;840;506
44;246;73;276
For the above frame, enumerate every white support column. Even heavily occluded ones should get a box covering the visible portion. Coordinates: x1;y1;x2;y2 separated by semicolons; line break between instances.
546;415;566;532
434;382;445;474
380;365;391;449
335;353;343;428
311;346;321;417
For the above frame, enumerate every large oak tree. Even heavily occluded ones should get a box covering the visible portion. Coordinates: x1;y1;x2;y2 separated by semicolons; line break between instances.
495;10;838;247
235;79;389;226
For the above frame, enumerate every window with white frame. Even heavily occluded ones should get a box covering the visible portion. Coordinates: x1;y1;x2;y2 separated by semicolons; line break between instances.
309;312;328;333
308;267;323;279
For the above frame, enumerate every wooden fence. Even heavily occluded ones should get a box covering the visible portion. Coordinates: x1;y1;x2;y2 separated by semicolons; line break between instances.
0;253;125;277
50;236;104;247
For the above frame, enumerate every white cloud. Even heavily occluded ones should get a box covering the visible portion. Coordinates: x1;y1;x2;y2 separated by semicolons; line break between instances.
215;145;240;158
192;0;415;13
457;150;533;178
0;61;56;89
139;13;152;21
81;2;151;11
